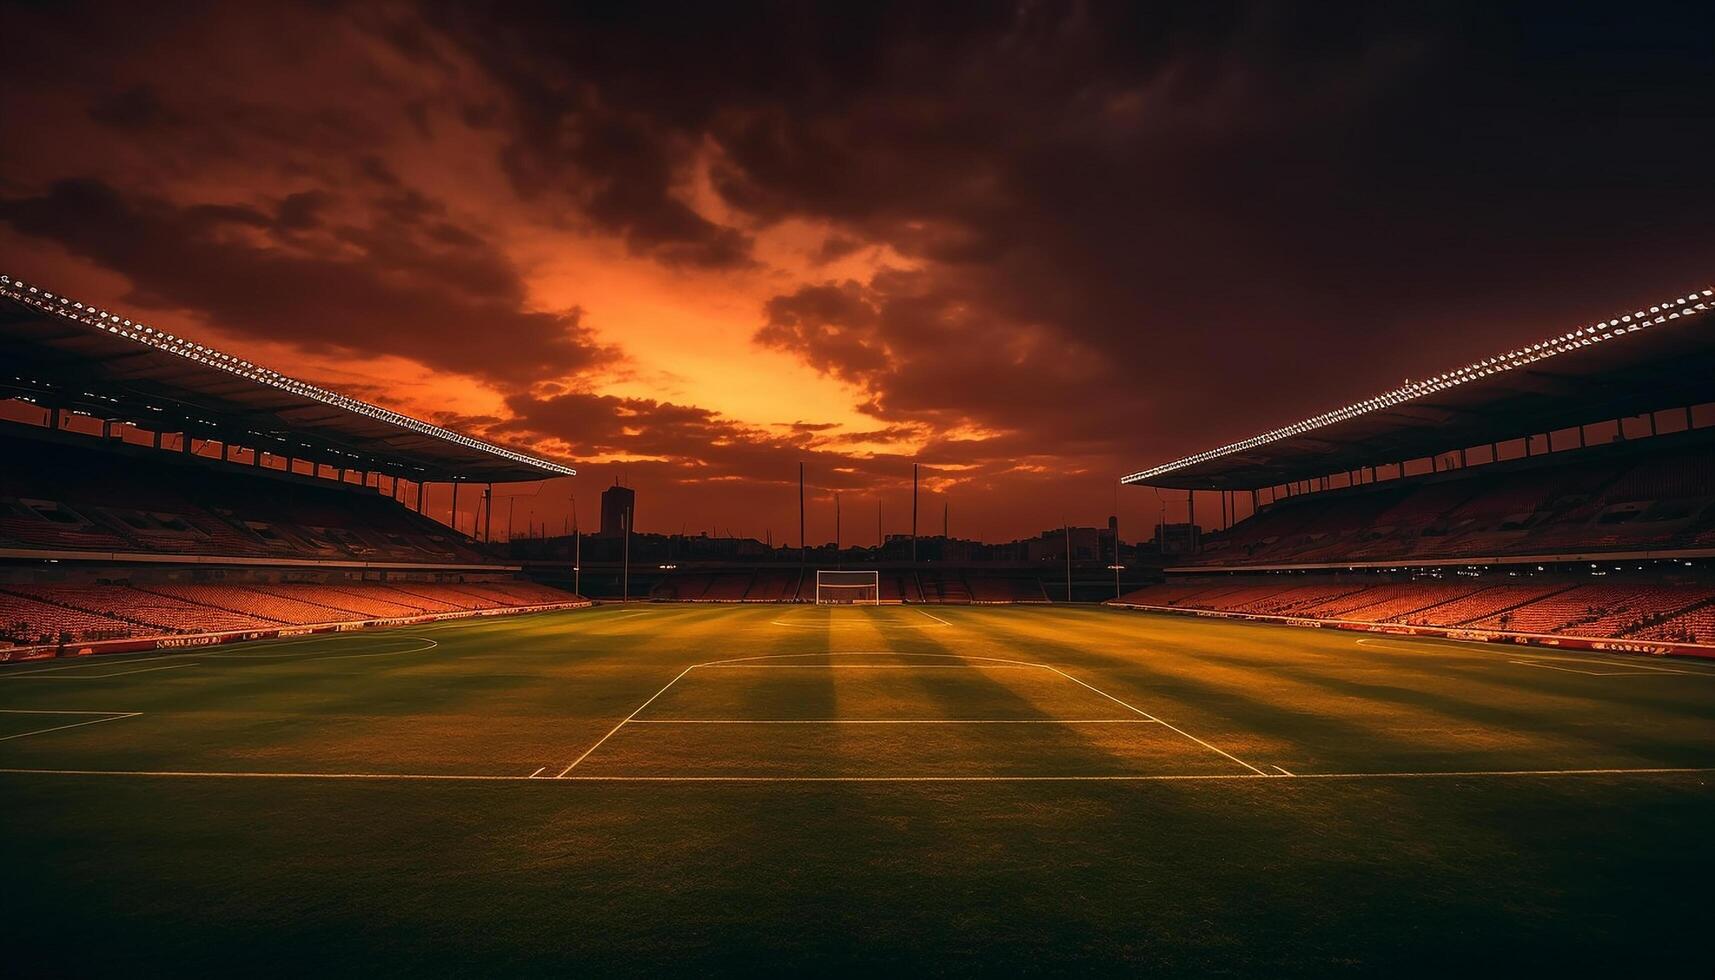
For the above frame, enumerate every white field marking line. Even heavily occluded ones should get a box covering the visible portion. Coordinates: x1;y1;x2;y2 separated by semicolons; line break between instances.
1352;636;1715;674
1508;654;1691;675
554;663;700;777
1273;765;1295;776
528;767;547;778
4;766;1715;783
1508;660;1670;677
696;664;1038;670
0;710;142;742
0;655;193;677
300;637;438;663
624;718;1163;725
768;620;945;630
199;635;438;662
8;663;194;680
1031;661;1271;777
0;628;435;674
1353;638;1507;655
640;651;1273;778
915;608;954;626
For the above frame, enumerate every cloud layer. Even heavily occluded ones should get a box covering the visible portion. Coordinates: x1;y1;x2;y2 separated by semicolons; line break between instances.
3;1;1712;539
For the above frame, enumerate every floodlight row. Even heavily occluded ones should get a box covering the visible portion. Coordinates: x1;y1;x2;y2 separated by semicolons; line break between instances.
1120;286;1714;485
1;274;575;477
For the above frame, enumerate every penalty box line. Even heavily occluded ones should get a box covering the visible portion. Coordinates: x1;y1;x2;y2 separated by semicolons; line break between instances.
6;766;1715;783
625;718;1165;725
552;652;1270;778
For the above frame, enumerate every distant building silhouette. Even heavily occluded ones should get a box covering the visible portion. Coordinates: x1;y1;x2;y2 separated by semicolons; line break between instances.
599;481;635;537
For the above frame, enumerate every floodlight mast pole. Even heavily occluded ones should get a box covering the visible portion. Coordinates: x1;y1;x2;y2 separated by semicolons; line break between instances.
1065;524;1072;603
911;462;919;562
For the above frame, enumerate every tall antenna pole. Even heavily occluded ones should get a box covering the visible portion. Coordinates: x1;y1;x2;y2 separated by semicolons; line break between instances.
911;462;918;562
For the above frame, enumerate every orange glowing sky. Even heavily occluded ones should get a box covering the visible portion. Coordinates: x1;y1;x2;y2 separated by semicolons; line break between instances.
3;3;1712;541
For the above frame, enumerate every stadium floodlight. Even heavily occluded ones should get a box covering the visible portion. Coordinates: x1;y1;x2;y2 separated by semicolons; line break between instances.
816;569;880;605
0;274;575;477
1119;284;1714;485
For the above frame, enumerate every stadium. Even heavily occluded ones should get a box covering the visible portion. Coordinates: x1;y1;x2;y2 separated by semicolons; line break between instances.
5;5;1715;976
5;271;1715;973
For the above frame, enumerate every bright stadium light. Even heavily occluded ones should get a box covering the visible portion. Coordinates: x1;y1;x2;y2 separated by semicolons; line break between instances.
1119;285;1713;485
1;274;576;477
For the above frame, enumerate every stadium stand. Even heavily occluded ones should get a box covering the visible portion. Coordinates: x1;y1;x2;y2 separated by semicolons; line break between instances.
1114;283;1715;650
967;575;1049;603
1633;603;1715;644
0;588;139;644
0;276;593;655
0;435;490;565
1182;443;1715;569
919;570;973;604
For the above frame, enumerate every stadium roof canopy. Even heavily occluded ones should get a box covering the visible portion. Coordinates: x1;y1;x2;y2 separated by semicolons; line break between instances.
0;275;575;483
1123;285;1715;490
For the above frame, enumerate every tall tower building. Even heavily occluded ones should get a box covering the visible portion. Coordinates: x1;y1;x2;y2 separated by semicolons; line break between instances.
599;481;636;537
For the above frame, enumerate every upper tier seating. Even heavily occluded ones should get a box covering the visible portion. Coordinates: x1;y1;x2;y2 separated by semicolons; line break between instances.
0;434;489;565
1190;442;1715;569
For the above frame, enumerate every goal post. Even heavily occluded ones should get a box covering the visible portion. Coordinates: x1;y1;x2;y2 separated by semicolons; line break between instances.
815;570;880;605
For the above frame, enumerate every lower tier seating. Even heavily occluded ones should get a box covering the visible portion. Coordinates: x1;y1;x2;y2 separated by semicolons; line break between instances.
0;581;583;644
1113;580;1715;644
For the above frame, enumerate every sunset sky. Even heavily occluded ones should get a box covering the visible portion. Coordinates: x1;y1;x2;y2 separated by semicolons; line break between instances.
3;2;1712;542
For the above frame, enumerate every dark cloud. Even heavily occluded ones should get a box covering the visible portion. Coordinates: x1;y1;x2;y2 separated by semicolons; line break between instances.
86;84;181;130
412;0;1715;466
495;389;911;488
0;178;614;386
758;267;1144;449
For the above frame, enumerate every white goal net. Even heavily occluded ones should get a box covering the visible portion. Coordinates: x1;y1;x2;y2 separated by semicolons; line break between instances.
815;570;880;605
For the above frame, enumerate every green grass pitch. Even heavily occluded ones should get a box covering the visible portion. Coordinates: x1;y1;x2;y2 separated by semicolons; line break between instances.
4;603;1715;975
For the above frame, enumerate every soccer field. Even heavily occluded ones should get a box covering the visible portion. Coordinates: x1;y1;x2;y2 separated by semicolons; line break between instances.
4;603;1715;974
